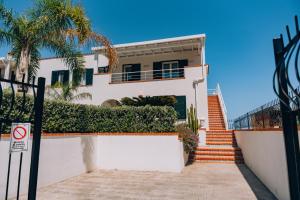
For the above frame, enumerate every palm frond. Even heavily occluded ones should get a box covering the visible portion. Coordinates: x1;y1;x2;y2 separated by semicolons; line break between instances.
42;38;85;85
70;92;92;102
0;3;15;27
64;29;118;71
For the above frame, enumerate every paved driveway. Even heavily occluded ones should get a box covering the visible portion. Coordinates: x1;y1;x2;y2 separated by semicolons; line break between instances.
25;163;277;200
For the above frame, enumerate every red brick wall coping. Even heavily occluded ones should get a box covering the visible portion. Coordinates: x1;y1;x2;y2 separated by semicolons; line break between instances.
0;132;179;138
234;128;283;132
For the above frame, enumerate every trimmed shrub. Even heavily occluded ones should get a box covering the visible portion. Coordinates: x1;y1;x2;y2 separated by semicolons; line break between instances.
101;99;121;107
0;93;176;133
121;95;177;107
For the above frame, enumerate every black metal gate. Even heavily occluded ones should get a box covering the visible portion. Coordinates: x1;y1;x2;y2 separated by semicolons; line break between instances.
273;16;300;199
0;75;45;200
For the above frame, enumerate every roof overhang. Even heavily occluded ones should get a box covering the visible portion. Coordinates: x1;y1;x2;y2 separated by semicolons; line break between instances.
92;34;206;58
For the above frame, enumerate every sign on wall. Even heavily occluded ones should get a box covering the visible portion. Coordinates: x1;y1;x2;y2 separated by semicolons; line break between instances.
10;123;31;152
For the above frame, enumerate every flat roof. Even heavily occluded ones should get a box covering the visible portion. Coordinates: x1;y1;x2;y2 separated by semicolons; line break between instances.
93;34;206;58
36;34;206;60
92;34;205;51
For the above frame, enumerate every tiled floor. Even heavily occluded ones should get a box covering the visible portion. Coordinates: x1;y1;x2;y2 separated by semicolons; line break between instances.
21;163;277;200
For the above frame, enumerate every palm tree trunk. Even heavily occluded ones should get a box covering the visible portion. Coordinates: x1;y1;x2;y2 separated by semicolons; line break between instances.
17;47;30;82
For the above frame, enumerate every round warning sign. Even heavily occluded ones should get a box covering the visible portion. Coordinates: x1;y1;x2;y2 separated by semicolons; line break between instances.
13;126;27;140
10;123;31;152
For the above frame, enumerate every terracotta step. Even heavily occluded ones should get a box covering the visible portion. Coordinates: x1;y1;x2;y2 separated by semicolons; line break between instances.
206;138;235;142
207;130;234;133
209;122;224;124
208;126;226;128
206;141;237;145
209;128;226;130
197;147;241;151
195;160;244;164
194;155;243;161
194;151;242;156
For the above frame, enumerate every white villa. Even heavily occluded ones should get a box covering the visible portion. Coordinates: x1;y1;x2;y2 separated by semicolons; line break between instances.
1;34;227;131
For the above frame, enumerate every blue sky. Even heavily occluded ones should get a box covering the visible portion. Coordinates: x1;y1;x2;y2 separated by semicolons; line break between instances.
0;0;299;118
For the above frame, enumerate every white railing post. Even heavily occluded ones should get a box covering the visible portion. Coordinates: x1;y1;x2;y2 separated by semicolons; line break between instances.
216;83;229;130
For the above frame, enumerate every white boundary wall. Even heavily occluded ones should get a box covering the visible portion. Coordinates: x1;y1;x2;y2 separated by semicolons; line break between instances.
235;130;300;200
0;134;185;199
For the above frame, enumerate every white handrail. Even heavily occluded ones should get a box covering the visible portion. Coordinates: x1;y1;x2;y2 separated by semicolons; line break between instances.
216;83;228;130
110;68;185;83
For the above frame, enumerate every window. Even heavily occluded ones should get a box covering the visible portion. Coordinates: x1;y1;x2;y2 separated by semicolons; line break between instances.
153;59;188;79
122;64;141;81
51;70;69;86
79;68;94;86
162;61;179;78
85;68;94;85
174;96;187;119
98;66;109;74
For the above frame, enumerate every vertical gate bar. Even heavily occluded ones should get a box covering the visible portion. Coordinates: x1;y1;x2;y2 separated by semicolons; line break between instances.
5;153;12;200
273;37;300;199
246;113;250;129
16;152;23;200
261;106;265;128
28;77;45;200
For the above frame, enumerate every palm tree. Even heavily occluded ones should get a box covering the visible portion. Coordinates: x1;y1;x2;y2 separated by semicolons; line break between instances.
46;83;92;102
0;0;117;83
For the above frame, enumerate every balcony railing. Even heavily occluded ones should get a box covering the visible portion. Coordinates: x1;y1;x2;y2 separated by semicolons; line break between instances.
110;68;185;83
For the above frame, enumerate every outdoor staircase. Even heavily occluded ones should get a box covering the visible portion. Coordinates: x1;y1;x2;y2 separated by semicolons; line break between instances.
192;95;244;164
194;130;244;163
208;96;226;130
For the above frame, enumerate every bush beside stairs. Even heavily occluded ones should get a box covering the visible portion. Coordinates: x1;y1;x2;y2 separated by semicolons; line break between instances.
193;95;244;164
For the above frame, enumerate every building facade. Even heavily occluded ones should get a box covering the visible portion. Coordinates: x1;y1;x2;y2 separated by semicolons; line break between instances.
1;34;220;130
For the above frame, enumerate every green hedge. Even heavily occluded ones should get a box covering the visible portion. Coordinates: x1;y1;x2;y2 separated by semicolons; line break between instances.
0;94;177;133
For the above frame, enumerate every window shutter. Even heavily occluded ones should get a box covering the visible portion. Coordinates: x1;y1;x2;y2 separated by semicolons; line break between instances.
51;71;59;86
174;96;187;119
85;68;94;85
63;70;69;84
178;59;188;78
153;62;162;79
132;64;141;81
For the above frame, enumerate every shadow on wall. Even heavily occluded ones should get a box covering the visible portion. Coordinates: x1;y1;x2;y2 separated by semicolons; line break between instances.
81;136;98;173
237;165;278;200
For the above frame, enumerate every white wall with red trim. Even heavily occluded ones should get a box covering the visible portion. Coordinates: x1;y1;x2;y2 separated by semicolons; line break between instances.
0;134;185;199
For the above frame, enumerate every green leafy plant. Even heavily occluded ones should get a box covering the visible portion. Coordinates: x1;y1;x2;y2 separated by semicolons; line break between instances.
0;93;176;133
176;123;199;153
121;95;176;107
0;0;117;83
187;104;199;134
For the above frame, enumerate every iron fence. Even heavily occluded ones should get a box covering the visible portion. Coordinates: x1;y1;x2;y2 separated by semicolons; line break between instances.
234;98;282;130
0;74;45;200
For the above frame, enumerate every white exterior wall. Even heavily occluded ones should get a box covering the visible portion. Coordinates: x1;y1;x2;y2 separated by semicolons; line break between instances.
0;134;185;199
97;136;185;172
235;130;300;200
37;53;209;127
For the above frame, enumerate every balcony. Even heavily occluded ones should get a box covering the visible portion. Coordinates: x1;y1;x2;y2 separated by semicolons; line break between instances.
110;68;185;84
